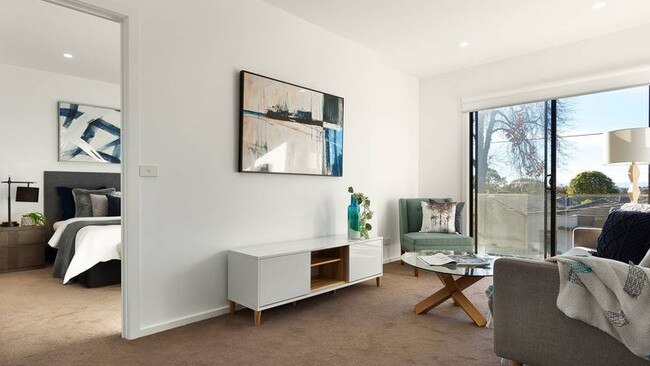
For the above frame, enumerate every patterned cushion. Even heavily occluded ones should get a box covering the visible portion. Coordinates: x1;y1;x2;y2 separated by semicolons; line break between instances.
595;211;650;265
420;201;456;233
404;198;451;233
430;199;464;234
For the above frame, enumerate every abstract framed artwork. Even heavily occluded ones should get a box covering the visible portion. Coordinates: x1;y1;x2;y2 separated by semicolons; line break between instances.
239;71;344;176
58;102;121;164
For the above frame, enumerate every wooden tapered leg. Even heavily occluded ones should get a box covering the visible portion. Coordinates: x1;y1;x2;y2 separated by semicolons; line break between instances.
376;276;382;287
512;361;523;366
451;290;487;327
253;311;262;326
414;273;486;326
228;300;236;315
414;285;453;314
413;267;419;277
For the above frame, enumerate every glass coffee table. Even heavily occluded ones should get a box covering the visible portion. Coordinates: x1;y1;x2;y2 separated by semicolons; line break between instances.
401;252;495;327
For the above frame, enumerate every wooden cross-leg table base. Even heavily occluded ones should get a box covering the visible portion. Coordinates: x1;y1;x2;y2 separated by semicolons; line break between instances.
414;273;487;327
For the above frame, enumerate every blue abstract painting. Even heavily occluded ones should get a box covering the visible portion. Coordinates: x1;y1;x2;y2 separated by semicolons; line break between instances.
58;102;121;164
239;71;344;176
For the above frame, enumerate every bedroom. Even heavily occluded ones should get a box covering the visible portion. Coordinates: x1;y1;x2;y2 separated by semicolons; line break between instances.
0;0;124;344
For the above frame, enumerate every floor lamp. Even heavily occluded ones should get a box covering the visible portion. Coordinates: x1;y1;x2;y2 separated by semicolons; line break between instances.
1;177;39;227
604;127;650;204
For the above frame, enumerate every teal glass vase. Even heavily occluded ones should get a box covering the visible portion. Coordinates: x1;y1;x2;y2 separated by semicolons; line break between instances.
348;195;360;240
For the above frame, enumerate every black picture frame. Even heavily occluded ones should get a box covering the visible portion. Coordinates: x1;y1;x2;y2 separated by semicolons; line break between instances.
238;70;344;177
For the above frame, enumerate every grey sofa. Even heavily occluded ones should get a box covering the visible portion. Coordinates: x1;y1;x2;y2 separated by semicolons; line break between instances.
493;258;650;366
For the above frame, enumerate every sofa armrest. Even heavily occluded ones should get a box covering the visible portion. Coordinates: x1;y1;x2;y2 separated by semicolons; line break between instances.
493;258;648;366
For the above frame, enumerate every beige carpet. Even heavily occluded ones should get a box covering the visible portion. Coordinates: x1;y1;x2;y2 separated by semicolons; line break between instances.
0;262;500;366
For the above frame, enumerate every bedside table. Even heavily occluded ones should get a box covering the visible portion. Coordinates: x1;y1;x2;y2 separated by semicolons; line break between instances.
0;226;52;273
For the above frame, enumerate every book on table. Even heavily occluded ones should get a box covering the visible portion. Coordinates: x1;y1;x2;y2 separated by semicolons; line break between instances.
417;253;489;267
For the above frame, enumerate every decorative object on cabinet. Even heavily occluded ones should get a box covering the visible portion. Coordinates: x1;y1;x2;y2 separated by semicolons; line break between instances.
228;235;383;326
347;195;360;239
348;187;372;239
239;71;344;176
21;212;47;227
1;177;39;227
58;101;121;164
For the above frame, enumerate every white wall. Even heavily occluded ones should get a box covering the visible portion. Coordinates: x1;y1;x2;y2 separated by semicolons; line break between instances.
419;23;650;203
0;63;120;222
89;0;419;335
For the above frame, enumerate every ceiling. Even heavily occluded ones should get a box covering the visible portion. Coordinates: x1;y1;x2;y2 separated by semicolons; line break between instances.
0;0;120;84
264;0;650;77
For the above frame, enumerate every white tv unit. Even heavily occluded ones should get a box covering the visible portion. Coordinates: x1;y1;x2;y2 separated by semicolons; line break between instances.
228;235;383;326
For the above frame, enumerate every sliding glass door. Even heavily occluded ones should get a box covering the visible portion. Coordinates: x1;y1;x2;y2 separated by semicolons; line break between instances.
554;87;650;254
470;85;650;258
471;101;553;259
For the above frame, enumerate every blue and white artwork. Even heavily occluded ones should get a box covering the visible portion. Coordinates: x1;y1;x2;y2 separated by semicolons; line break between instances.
58;102;121;164
239;71;343;176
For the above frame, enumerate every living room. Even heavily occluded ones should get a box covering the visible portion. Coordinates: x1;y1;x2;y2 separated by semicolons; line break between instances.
1;0;649;365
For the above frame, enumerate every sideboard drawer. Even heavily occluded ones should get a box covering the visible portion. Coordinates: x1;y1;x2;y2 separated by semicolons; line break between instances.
348;239;383;282
259;253;310;307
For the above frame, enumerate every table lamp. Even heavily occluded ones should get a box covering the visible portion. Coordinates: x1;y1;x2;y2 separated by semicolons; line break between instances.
1;177;39;227
604;127;650;204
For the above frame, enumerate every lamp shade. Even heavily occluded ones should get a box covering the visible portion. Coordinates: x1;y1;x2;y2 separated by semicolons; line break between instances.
603;127;650;165
15;187;39;202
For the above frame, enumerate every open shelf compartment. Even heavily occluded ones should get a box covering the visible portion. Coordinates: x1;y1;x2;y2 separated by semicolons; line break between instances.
310;246;347;291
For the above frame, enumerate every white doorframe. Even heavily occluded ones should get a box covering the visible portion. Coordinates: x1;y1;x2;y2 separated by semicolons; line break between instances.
41;0;142;340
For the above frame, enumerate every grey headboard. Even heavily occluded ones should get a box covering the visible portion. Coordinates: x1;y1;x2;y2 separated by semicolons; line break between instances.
44;171;121;225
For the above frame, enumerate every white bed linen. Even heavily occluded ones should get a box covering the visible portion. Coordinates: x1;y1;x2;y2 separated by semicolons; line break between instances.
49;217;122;284
49;216;120;248
64;225;121;283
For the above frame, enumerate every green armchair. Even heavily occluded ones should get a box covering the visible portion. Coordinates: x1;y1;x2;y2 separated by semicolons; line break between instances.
398;198;474;276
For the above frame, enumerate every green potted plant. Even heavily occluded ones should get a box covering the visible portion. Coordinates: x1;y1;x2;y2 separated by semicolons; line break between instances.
348;187;373;239
21;212;47;227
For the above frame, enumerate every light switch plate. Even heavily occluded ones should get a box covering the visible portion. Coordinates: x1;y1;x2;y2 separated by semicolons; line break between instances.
139;165;158;177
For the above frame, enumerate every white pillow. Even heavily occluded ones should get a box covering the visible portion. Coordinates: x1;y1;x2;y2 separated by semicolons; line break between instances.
420;201;456;233
640;249;650;268
90;194;109;217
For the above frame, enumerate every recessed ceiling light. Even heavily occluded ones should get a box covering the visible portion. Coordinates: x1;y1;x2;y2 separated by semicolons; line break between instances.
63;53;74;59
459;42;469;48
592;2;606;10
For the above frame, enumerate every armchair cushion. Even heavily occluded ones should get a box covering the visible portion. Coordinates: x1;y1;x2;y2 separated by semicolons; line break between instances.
402;232;473;252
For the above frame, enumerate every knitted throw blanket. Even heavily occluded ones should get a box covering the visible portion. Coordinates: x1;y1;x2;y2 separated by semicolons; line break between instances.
548;256;650;360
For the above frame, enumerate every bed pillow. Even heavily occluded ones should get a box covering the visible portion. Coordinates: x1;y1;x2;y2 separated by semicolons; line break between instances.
56;187;76;220
595;210;650;265
430;199;465;234
90;194;109;217
57;186;107;219
107;194;121;217
420;201;457;233
72;188;115;217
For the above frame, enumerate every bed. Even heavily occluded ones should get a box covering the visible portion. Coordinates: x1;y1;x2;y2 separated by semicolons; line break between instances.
44;171;121;287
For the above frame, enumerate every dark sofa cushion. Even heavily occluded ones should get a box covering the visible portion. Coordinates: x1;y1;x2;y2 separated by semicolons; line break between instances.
595;210;650;264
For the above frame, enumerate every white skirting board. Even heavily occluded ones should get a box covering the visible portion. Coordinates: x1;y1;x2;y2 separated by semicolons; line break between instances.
384;255;402;264
136;306;230;338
